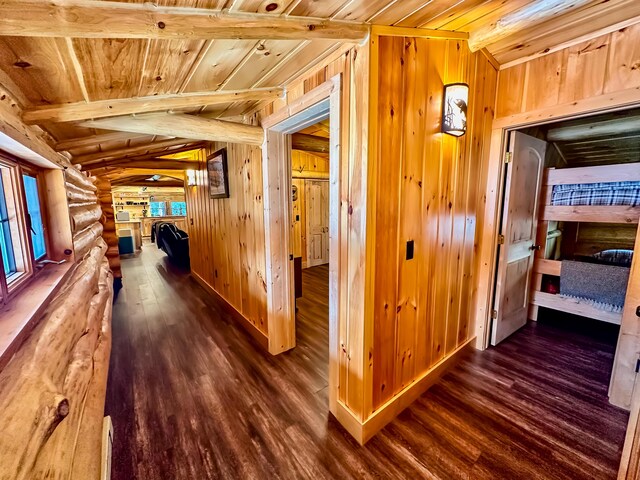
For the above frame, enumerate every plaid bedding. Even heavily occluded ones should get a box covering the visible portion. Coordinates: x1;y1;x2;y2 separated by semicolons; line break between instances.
551;181;640;207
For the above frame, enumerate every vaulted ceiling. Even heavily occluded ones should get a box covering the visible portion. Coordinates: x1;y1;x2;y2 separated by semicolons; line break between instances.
0;0;638;172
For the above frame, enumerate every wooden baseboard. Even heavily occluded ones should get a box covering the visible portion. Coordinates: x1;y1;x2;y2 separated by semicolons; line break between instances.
191;272;269;351
330;339;474;445
331;401;365;445
361;338;475;444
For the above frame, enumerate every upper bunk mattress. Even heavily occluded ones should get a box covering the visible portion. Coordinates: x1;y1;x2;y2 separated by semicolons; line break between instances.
551;181;640;207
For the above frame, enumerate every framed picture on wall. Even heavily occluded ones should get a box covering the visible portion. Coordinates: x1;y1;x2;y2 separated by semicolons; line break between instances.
207;148;230;199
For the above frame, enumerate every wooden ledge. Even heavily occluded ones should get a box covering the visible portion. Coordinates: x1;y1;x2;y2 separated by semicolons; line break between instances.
0;262;75;372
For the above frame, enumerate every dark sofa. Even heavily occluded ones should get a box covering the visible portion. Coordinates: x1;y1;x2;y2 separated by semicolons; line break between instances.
153;221;190;267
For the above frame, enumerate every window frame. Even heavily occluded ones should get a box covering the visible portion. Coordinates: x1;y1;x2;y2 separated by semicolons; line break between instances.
0;153;50;304
21;165;51;261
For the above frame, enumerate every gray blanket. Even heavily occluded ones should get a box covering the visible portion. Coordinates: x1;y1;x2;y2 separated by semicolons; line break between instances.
560;260;630;308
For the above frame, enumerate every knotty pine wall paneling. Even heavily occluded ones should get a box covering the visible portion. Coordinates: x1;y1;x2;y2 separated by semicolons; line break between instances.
185;144;268;340
292;149;329;179
496;23;640;121
291;149;330;266
183;44;370;391
369;35;498;414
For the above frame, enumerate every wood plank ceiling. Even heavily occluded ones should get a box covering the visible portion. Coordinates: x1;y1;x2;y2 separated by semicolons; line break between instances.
0;0;638;166
545;108;640;167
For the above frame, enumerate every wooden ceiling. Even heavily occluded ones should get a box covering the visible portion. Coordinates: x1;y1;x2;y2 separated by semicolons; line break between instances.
546;109;640;167
0;0;638;170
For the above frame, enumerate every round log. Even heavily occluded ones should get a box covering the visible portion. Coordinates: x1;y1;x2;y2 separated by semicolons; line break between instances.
73;222;104;259
66;183;97;206
64;165;97;192
70;205;102;233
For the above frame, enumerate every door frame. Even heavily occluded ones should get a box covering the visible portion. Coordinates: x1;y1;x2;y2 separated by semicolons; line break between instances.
475;98;640;351
261;75;342;408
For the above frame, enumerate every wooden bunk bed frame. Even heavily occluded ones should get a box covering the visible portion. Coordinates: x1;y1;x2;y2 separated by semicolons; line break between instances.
529;162;640;325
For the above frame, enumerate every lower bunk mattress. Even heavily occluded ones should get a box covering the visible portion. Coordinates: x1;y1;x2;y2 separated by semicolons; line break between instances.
551;181;640;207
559;259;630;312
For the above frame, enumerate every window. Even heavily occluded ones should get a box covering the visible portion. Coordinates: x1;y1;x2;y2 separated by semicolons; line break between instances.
171;201;187;216
0;154;49;303
0;174;16;278
150;201;166;217
23;175;46;260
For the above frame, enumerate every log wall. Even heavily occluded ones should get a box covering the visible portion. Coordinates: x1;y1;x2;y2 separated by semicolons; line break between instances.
367;34;498;417
0;65;126;477
95;176;121;280
0;156;112;479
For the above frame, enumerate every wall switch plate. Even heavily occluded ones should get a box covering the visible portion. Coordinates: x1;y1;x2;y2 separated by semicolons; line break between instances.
406;240;414;260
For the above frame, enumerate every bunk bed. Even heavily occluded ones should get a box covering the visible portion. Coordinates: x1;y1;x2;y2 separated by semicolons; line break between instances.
529;162;640;325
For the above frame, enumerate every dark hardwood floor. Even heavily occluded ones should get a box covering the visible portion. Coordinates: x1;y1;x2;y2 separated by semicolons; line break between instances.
106;246;629;479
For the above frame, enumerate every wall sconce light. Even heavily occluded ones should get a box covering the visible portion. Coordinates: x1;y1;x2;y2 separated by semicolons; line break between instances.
186;170;197;186
442;83;469;137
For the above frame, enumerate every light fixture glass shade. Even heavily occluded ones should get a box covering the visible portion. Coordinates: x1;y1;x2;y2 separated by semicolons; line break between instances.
186;170;197;186
442;83;469;137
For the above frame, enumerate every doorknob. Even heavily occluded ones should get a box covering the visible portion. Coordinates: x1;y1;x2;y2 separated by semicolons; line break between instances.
529;245;541;251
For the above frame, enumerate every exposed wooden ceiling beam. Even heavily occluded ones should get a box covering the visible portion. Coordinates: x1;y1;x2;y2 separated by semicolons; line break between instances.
55;132;151;151
547;116;640;142
81;113;331;153
112;177;185;188
124;144;206;162
468;0;592;52
291;133;330;154
112;173;182;183
80;113;265;146
86;158;199;171
1;0;369;41
72;137;202;165
101;168;186;179
24;88;284;124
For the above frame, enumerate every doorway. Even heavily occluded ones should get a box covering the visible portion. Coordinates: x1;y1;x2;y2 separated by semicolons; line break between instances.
485;106;640;474
489;108;640;350
261;76;342;412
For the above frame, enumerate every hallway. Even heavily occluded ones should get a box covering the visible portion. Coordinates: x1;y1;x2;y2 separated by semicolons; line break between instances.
106;245;629;480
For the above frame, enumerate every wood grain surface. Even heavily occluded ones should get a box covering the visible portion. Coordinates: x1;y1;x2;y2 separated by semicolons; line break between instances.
106;246;628;479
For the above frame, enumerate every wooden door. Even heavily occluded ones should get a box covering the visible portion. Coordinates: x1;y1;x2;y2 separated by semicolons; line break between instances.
305;180;329;267
491;132;547;346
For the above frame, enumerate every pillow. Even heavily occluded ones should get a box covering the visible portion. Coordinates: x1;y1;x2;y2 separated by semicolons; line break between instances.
591;249;634;267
